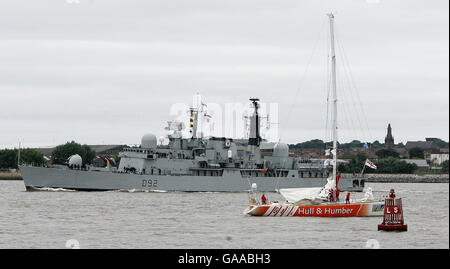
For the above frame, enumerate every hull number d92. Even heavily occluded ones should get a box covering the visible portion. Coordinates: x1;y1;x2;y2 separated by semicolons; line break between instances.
142;179;158;188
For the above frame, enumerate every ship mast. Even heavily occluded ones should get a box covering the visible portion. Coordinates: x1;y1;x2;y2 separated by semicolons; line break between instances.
328;13;338;192
249;98;261;147
189;107;198;139
17;141;21;167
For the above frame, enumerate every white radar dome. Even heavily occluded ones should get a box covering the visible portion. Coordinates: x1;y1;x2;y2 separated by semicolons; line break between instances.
68;154;82;166
273;142;289;158
141;133;157;149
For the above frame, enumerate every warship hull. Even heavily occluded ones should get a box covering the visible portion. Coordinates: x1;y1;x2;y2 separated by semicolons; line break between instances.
20;165;364;192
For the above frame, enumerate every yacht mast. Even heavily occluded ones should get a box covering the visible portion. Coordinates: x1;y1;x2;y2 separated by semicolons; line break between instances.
328;13;338;191
17;141;21;167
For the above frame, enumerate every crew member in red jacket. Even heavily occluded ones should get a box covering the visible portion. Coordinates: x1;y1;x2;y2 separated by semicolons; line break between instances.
261;194;267;205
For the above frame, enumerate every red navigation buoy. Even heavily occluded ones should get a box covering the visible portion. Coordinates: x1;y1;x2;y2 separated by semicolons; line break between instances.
378;189;407;231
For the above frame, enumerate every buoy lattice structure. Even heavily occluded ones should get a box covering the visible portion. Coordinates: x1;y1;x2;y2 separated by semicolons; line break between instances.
378;189;407;231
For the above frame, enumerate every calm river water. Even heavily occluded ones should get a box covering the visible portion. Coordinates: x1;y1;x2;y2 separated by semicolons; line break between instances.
0;181;448;249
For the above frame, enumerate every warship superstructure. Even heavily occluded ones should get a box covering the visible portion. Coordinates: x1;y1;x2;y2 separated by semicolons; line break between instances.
19;98;365;192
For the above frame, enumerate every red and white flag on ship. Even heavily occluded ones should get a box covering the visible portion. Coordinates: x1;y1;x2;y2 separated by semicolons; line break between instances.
365;159;377;169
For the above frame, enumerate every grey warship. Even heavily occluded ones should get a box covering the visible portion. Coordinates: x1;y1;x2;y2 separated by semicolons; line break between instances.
19;98;365;192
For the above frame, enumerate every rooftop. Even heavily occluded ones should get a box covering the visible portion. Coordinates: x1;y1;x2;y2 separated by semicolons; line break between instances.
405;141;439;150
404;159;429;167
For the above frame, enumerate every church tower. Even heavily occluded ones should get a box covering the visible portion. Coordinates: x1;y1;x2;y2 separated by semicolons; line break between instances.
385;123;395;149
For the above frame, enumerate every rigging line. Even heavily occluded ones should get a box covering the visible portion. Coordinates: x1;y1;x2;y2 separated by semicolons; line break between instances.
343;73;366;142
343;81;363;141
324;81;332;147
337;38;368;142
337;52;364;141
334;24;367;142
325;75;333;146
342;49;374;143
324;25;332;149
245;175;253;190
327;67;334;145
336;24;367;142
279;18;327;142
325;70;333;147
334;23;373;143
335;70;351;142
274;160;286;191
336;65;359;143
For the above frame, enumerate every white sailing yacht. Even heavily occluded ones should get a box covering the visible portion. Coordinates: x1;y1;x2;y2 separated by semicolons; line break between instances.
244;13;385;217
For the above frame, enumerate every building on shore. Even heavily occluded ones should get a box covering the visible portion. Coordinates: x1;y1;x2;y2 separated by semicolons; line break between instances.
405;141;441;163
404;159;430;172
381;124;408;158
385;123;395;149
430;148;449;165
405;141;439;151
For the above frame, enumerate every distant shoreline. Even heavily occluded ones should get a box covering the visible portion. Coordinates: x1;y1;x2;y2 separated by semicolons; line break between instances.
0;172;22;181
1;171;448;183
345;173;449;183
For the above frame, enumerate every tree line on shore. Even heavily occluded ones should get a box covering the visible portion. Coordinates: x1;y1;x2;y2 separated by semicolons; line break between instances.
0;141;96;169
338;152;417;174
0;148;45;169
51;141;96;166
339;153;448;174
288;138;449;150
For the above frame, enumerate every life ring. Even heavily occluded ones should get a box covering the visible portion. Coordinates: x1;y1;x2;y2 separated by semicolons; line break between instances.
225;140;231;147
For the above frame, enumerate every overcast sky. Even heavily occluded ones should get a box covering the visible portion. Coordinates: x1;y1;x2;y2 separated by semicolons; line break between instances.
0;0;448;148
